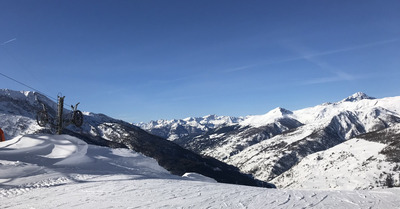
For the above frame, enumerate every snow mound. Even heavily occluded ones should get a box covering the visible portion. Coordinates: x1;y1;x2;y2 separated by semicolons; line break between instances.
182;172;218;183
0;134;171;189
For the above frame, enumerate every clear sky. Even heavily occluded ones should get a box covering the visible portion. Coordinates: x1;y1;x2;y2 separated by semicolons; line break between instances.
1;0;399;122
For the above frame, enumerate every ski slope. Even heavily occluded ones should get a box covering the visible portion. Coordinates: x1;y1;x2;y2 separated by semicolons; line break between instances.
1;135;400;208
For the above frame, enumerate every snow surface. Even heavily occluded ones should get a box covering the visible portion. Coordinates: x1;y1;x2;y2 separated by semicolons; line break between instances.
272;138;400;190
1;134;400;208
182;172;218;183
240;107;293;128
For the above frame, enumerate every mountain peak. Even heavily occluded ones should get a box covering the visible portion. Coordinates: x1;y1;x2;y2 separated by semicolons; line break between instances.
272;107;293;115
240;107;293;127
204;114;217;120
342;92;375;102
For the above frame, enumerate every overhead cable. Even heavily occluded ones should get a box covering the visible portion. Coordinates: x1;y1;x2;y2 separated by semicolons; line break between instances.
0;71;58;102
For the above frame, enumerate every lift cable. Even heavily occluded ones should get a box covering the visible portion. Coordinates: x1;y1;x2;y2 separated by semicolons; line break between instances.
1;40;73;107
0;71;59;102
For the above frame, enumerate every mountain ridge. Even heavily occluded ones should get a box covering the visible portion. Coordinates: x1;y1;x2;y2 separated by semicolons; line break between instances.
137;92;379;132
139;92;400;189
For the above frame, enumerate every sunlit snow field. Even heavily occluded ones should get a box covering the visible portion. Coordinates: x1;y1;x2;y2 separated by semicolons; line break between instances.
1;135;399;208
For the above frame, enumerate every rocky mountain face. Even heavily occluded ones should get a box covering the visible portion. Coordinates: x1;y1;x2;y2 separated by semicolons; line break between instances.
0;89;274;188
139;92;400;189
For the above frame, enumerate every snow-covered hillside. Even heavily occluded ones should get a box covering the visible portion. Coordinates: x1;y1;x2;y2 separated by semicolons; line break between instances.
141;92;400;190
0;89;53;140
1;134;400;208
0;89;271;187
272;136;400;190
226;93;400;183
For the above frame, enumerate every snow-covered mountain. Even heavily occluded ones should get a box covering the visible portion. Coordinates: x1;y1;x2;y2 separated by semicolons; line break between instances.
140;92;400;189
272;127;400;190
0;89;272;188
2;89;400;190
137;114;244;141
3;134;399;208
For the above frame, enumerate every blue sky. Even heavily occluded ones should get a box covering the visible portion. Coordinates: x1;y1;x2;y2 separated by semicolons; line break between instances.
1;0;399;122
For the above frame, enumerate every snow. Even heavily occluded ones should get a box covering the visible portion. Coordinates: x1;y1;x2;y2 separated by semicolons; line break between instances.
137;114;244;141
182;172;218;183
293;95;400;126
240;107;294;128
1;134;400;208
239;94;400;129
341;92;375;102
2;89;400;207
0;89;35;103
216;95;400;186
272;138;400;190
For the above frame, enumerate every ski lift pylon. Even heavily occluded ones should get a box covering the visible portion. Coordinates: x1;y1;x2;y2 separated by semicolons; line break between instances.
36;95;83;134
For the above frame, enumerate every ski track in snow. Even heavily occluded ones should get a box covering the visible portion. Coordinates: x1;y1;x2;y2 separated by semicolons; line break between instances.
3;178;400;209
1;135;400;208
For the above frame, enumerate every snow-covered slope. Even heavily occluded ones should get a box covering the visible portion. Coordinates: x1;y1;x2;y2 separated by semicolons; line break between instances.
0;89;271;187
292;93;400;130
141;92;400;190
272;136;400;190
177;116;303;161
0;134;170;187
227;93;400;185
1;134;400;208
240;107;295;128
0;89;54;140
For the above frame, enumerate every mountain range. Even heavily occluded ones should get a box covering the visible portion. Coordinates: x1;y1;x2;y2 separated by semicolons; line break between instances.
1;89;399;190
138;92;400;190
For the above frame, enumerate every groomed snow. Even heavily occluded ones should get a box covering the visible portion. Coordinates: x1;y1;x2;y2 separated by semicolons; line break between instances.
1;134;400;208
